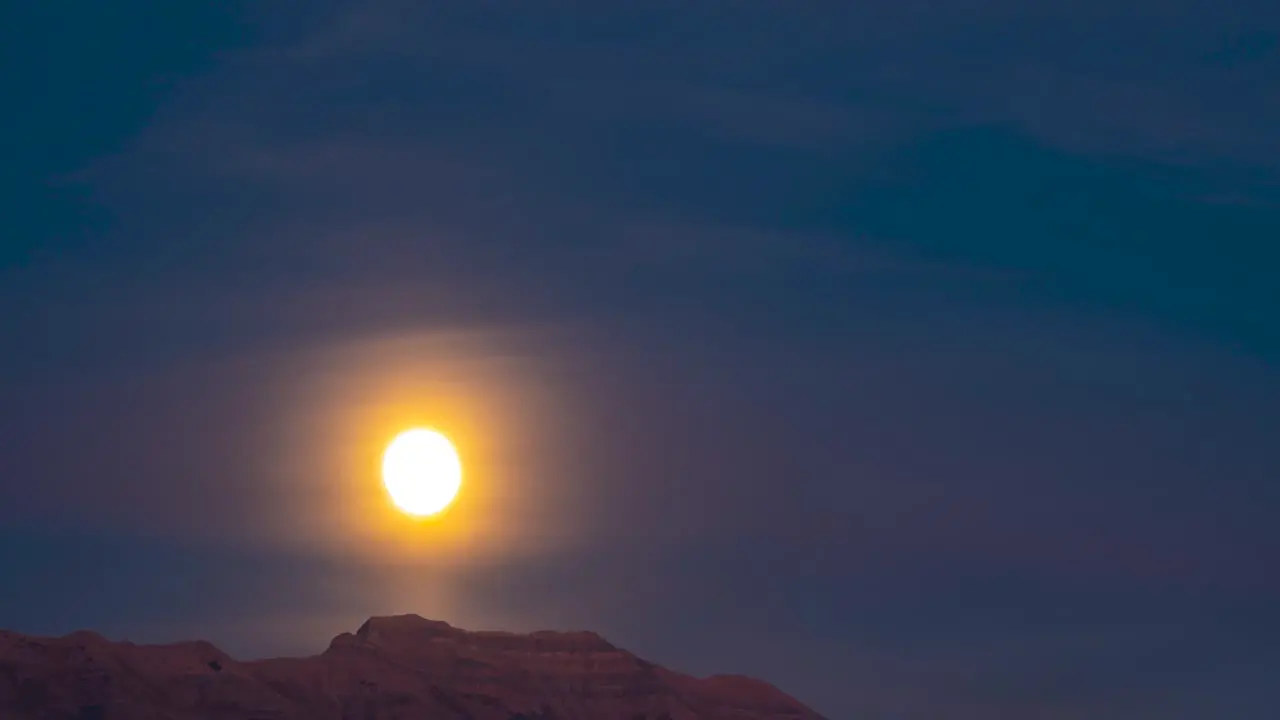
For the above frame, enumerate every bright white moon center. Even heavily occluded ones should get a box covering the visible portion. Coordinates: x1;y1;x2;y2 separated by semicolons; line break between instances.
382;429;462;517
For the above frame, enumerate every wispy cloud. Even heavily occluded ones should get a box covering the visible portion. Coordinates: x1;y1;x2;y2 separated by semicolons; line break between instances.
5;3;1279;717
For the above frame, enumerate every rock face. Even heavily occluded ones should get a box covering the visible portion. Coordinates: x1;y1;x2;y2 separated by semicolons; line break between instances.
0;615;826;720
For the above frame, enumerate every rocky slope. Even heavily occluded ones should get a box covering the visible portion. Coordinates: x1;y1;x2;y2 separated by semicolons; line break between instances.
0;614;825;720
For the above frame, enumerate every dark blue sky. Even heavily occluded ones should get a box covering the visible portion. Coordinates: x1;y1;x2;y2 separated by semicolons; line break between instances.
3;2;1279;718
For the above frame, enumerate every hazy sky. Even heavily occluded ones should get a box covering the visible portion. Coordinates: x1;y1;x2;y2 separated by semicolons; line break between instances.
3;2;1279;718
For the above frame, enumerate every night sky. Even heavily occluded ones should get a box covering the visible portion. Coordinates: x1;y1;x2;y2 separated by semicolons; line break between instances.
3;2;1279;718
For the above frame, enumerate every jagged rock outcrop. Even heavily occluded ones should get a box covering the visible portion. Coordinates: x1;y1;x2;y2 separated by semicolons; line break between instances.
0;615;825;720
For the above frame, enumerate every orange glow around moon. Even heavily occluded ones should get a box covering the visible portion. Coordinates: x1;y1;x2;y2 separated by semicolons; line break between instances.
270;329;580;567
382;428;463;517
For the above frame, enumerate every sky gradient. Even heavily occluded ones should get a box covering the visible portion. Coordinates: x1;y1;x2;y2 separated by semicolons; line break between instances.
3;2;1279;718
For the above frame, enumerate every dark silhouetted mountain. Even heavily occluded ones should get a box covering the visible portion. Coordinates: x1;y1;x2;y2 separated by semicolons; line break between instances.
0;614;825;720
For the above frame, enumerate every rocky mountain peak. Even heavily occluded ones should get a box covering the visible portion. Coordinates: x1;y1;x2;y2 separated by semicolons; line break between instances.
0;618;826;719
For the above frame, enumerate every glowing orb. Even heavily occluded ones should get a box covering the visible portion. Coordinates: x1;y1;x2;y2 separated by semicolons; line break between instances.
381;429;462;517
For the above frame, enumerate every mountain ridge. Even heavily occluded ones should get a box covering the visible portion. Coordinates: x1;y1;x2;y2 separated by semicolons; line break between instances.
0;614;826;720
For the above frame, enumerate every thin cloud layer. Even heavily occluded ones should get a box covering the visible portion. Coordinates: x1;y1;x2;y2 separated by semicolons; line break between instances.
2;2;1278;718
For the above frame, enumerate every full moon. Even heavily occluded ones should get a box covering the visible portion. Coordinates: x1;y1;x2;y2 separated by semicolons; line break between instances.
382;428;463;517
